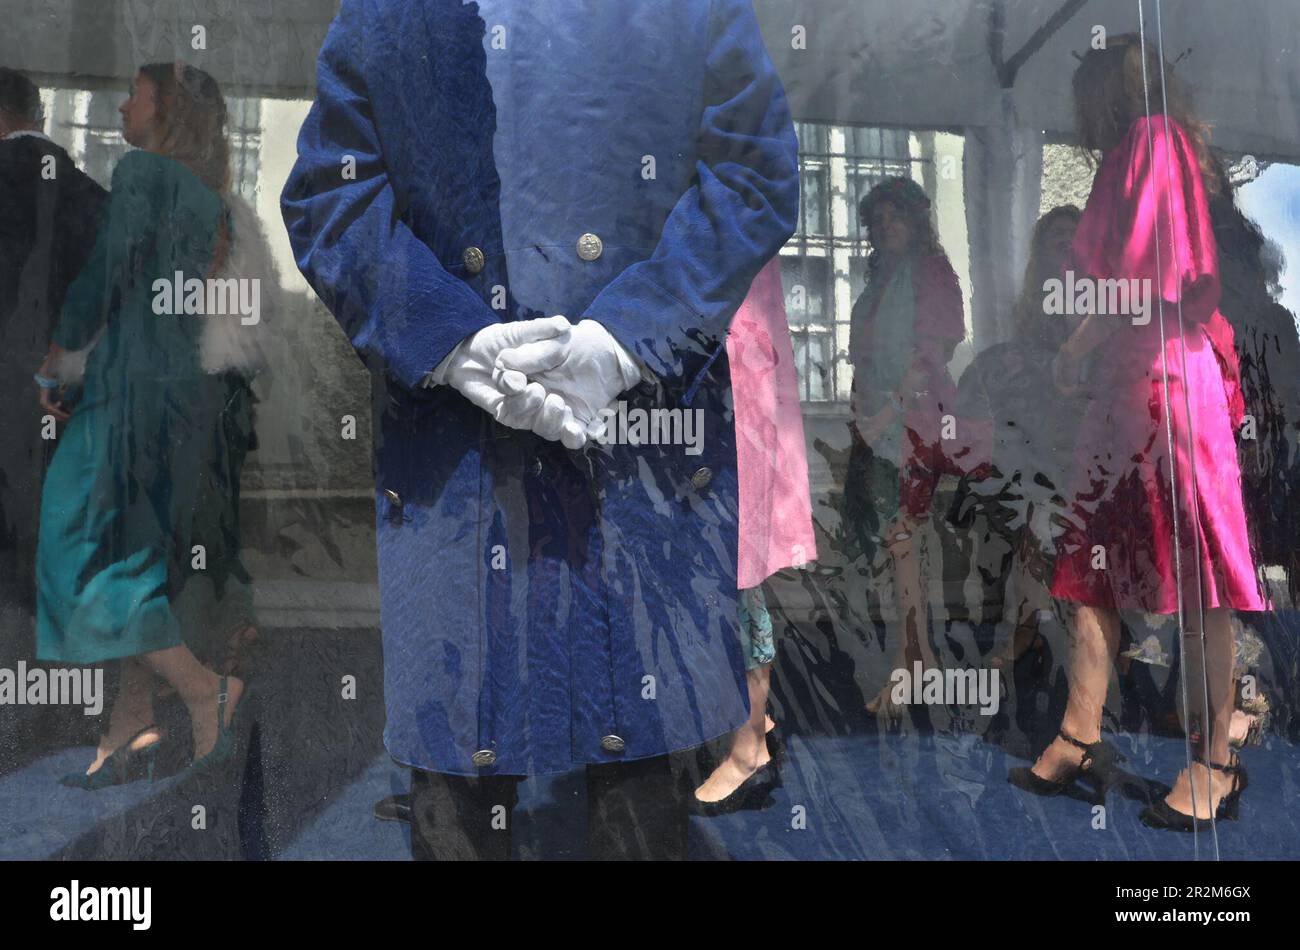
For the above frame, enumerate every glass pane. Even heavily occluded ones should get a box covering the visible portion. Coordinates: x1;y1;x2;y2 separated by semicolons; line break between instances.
0;0;1295;872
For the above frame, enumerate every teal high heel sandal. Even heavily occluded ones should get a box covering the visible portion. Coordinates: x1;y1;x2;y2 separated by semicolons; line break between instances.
60;725;162;790
185;676;245;777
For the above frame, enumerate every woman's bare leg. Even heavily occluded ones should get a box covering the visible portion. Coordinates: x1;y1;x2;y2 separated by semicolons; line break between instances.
142;645;243;760
1162;607;1237;817
1030;603;1121;781
84;657;161;775
694;664;772;802
895;519;937;668
867;515;938;715
993;535;1052;669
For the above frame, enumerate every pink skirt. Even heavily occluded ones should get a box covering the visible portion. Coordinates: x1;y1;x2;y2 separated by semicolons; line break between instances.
1051;325;1266;613
727;259;817;589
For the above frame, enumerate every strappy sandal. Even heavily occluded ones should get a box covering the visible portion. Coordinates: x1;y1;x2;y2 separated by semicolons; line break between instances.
1140;752;1248;830
1008;729;1126;803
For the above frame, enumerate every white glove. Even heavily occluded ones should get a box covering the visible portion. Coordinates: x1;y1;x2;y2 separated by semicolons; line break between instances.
493;319;643;440
424;316;591;448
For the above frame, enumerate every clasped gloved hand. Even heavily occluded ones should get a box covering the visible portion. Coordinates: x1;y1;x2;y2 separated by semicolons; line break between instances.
424;315;592;448
493;318;643;443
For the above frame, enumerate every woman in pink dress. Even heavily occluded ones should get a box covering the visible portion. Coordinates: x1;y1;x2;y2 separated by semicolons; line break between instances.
691;257;817;814
1009;37;1265;830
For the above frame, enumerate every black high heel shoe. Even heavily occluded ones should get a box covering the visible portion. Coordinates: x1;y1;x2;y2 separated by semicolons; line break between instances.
1140;753;1248;831
1007;729;1125;803
60;725;163;790
689;760;780;817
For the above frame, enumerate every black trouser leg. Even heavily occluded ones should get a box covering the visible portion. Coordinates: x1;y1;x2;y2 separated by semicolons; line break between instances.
586;752;689;860
408;768;520;861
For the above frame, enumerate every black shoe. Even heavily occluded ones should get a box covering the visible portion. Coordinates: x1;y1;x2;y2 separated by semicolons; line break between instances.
1007;729;1125;804
1140;753;1248;831
689;761;780;817
374;793;412;823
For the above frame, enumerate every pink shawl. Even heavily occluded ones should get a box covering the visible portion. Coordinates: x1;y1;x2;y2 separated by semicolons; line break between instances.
727;258;817;589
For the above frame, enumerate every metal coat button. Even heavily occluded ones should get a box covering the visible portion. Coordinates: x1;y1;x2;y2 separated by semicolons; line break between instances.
600;735;626;753
463;246;485;274
471;749;497;768
382;489;402;507
690;467;713;490
576;232;603;261
529;458;544;478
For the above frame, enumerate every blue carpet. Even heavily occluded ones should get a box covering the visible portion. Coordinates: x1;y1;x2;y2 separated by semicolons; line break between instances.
9;612;1295;859
276;756;411;860
0;745;189;860
274;731;1300;861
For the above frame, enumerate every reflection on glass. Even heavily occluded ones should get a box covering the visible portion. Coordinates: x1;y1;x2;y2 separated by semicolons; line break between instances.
1010;36;1260;831
33;63;261;789
2;0;1298;865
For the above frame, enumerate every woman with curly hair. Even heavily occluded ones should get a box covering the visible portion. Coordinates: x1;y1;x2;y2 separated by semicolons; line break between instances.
845;176;971;719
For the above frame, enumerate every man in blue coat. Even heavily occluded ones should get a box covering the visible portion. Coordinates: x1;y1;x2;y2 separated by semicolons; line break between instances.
282;0;799;859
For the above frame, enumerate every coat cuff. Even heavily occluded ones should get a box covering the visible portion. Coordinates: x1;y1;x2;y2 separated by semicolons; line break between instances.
422;333;475;388
585;270;718;388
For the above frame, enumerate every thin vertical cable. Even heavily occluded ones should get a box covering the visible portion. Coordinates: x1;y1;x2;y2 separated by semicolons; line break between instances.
1136;0;1206;860
1152;0;1220;859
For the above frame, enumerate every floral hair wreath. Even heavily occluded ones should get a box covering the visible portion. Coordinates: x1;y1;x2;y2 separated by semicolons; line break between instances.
1070;35;1193;65
172;59;217;103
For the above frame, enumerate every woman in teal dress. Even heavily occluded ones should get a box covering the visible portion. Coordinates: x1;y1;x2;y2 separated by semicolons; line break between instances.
35;62;246;786
844;178;970;719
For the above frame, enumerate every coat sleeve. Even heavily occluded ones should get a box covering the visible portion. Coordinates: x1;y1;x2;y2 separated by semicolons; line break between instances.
0;145;28;317
280;0;498;389
52;150;160;350
582;0;800;391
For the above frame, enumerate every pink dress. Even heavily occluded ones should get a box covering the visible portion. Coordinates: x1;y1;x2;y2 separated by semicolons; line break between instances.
727;258;817;589
1050;116;1265;612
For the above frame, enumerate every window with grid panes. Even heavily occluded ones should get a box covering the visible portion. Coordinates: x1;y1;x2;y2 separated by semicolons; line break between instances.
782;122;931;405
42;85;262;202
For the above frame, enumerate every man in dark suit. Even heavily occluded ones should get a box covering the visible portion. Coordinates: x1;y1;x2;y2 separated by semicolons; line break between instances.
0;67;105;620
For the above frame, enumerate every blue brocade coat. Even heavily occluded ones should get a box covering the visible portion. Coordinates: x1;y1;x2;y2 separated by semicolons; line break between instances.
282;0;799;775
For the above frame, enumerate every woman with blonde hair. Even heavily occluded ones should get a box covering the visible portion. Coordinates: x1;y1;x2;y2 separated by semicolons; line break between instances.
35;62;257;787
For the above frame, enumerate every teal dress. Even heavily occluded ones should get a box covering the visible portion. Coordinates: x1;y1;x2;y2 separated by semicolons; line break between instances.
842;256;917;561
36;151;229;664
